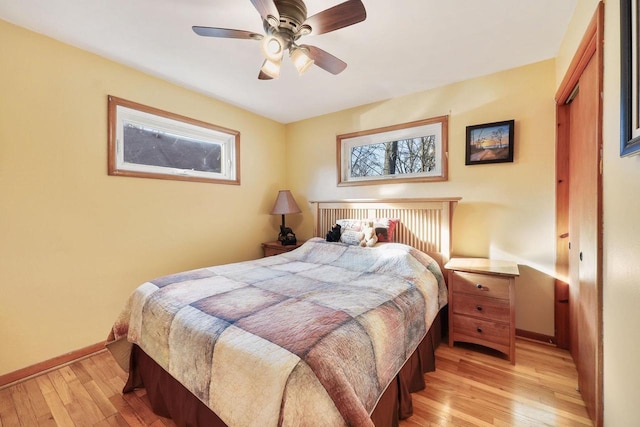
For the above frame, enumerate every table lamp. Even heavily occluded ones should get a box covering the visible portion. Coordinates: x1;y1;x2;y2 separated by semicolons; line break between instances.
270;190;301;245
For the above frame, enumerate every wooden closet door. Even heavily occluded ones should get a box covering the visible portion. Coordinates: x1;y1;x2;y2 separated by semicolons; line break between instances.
567;50;600;425
555;5;603;425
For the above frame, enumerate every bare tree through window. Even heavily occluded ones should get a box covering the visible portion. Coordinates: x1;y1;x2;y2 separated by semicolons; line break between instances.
350;135;437;178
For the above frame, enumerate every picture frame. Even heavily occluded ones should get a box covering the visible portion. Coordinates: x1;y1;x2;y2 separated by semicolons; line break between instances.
108;96;240;184
337;116;448;186
620;0;640;156
465;120;515;165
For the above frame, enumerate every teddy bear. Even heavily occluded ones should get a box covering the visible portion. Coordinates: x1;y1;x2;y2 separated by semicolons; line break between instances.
325;224;342;242
358;221;378;247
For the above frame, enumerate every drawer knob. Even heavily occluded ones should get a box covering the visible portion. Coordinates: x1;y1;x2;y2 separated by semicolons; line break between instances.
477;327;483;333
476;283;483;289
476;305;483;311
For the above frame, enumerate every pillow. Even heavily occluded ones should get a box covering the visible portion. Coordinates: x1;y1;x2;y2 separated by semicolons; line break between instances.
372;218;399;242
335;218;399;243
340;229;362;246
336;219;363;232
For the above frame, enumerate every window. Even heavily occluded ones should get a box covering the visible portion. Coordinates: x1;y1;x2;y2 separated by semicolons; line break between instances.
337;116;448;186
108;96;240;184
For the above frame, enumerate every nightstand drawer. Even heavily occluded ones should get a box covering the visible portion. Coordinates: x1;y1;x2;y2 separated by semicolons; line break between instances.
445;258;519;364
451;271;511;300
264;246;292;257
453;292;511;322
452;314;510;348
262;241;304;257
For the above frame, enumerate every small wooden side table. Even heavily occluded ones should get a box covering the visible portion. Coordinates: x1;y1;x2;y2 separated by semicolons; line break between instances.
445;258;520;364
261;240;305;257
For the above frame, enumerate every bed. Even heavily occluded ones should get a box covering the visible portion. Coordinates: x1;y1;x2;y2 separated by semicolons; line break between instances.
107;198;459;426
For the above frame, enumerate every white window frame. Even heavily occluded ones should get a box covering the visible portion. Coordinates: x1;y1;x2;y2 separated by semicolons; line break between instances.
108;96;240;184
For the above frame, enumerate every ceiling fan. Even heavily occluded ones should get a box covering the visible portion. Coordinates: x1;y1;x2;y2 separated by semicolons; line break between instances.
193;0;367;80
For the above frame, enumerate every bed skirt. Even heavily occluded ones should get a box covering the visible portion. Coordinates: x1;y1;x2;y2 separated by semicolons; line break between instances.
123;312;442;427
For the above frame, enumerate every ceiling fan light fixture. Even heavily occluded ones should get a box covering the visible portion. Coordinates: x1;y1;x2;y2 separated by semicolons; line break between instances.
192;0;367;80
262;35;284;61
261;58;281;79
266;15;280;28
297;24;312;37
290;47;314;75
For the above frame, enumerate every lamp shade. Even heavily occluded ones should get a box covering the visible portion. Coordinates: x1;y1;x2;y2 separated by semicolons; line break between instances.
290;46;314;75
260;58;281;79
270;190;301;215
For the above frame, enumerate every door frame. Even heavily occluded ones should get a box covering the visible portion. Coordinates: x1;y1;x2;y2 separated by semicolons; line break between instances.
555;3;604;426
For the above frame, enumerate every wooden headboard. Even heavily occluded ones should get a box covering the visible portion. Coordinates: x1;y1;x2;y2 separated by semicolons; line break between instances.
310;198;460;270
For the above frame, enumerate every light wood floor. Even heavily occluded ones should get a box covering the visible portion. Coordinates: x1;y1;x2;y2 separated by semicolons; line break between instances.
0;339;592;426
400;339;592;427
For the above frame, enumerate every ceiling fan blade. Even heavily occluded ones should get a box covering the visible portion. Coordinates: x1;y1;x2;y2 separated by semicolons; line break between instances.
301;45;347;75
250;0;280;21
304;0;366;36
258;70;274;80
192;26;263;40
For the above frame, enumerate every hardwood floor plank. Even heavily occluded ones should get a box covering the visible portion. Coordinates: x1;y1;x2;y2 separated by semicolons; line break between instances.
58;367;77;385
80;357;120;399
83;380;118;419
93;352;127;384
35;375;55;396
93;413;130;427
39;387;74;427
9;382;38;426
65;379;106;426
47;371;73;406
0;388;20;427
36;414;58;427
413;393;494;427
23;378;52;421
69;362;93;385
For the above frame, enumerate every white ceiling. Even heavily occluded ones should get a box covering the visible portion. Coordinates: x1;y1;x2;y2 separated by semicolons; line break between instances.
0;0;577;123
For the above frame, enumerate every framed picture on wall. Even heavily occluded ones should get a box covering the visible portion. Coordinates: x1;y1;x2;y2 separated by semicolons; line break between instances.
620;0;640;156
465;120;515;165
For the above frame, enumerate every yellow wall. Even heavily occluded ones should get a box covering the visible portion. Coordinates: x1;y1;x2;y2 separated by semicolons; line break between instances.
556;0;601;86
600;1;640;425
0;19;286;376
286;60;558;338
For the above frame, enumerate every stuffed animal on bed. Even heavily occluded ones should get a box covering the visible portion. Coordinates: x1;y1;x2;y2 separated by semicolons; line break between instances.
359;221;378;247
325;224;342;242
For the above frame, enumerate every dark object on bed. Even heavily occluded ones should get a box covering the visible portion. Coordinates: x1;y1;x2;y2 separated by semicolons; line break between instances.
325;223;342;242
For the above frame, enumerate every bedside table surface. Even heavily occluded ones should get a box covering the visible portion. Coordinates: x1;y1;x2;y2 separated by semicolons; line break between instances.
445;258;520;277
261;240;305;257
261;240;304;248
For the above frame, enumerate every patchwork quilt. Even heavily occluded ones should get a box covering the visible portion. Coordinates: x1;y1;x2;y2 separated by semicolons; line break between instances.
107;238;447;427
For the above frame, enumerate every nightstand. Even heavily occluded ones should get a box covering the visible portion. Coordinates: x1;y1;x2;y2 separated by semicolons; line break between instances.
444;258;519;364
261;240;305;257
